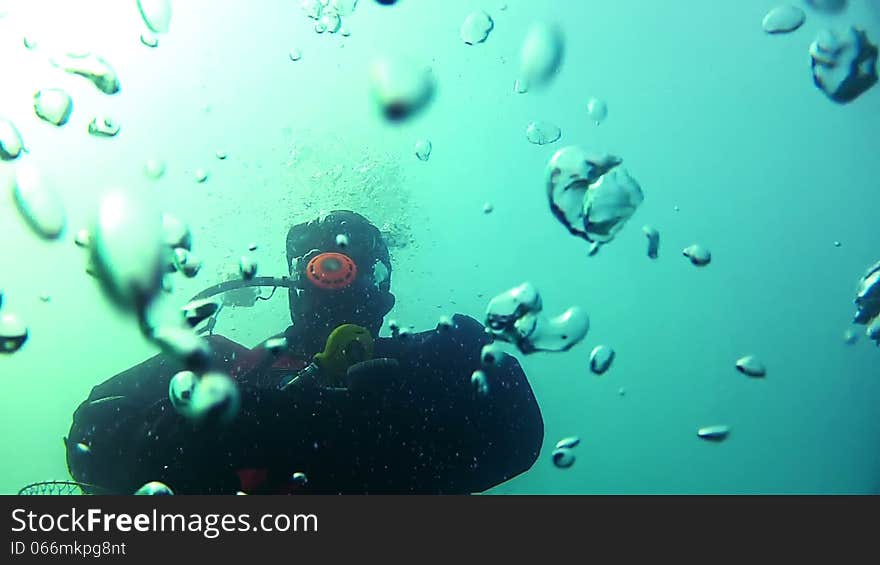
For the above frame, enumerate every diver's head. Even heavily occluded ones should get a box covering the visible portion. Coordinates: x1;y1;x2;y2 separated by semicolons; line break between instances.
286;211;395;338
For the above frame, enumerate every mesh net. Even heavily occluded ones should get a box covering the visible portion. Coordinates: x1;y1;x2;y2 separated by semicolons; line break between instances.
17;480;110;496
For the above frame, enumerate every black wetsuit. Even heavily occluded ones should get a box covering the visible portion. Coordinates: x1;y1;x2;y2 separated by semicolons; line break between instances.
66;314;544;494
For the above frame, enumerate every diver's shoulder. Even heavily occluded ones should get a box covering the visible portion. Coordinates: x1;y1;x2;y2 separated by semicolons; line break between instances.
447;313;487;338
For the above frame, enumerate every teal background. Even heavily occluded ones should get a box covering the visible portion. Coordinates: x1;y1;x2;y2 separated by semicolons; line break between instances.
0;0;878;494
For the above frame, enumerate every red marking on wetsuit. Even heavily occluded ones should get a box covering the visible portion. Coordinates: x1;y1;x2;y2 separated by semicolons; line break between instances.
236;468;306;495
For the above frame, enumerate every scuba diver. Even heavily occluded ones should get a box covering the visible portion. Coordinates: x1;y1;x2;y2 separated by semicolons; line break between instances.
65;211;544;494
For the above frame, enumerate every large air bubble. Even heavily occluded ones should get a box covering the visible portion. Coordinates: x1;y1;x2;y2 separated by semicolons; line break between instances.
485;282;588;354
545;146;642;250
810;27;878;103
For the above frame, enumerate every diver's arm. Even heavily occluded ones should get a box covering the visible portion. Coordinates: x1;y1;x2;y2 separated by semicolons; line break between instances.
356;314;544;494
66;335;272;494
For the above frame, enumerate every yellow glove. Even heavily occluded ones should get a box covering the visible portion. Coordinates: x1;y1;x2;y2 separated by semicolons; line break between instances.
313;324;374;387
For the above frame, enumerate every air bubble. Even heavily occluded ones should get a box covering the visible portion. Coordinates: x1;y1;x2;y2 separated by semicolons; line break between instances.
50;52;120;94
518;23;564;90
643;225;659;259
182;299;219;327
589;345;615;375
735;355;766;378
137;0;172;33
480;342;504;367
7;163;66;240
555;436;580;450
90;190;165;312
169;370;198;416
414;139;432;161
194;168;208;183
697;425;730;442
0;119;25;160
0;313;28;354
525;121;561;145
586;97;607;125
471;370;489;397
140;32;159;48
682;244;711;266
152;325;211;372
552;447;575;468
460;10;494;45
239;256;257;279
88;116;120;137
134;481;174;495
144;158;166;180
369;56;435;122
33;89;73;126
762;5;805;34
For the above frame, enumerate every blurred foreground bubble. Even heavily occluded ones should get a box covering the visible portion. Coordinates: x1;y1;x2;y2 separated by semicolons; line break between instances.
189;372;240;423
33;89;72;126
867;316;880;345
137;0;172;33
173;248;202;278
762;5;805;34
460;10;494;45
161;212;192;250
485;282;589;354
0;312;28;353
169;370;197;416
331;0;359;15
437;315;454;331
50;52;120;95
89;190;165;313
525;121;561;145
144;158;166;180
239;255;257;279
545;146;643;251
193;168;208;183
586;97;607;125
152;325;211;371
853;260;880;345
805;0;847;14
471;370;489;396
182;299;219;327
7;163;66;239
369;56;435;122
0;119;25;160
302;0;322;19
810;27;878;103
264;336;288;354
518;22;564;91
134;481;174;495
480;342;504;367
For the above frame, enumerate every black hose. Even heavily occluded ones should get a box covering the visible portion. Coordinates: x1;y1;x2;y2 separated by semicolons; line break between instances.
188;276;298;303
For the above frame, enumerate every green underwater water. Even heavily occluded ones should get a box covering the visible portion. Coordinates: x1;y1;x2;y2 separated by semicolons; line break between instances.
1;0;879;494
